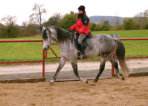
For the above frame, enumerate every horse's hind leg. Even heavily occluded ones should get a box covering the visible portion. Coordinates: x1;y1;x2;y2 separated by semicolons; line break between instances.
91;58;106;86
71;61;88;84
50;57;66;84
109;57;124;80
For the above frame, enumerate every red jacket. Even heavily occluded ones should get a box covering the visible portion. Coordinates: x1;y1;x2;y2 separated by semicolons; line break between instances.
70;13;90;35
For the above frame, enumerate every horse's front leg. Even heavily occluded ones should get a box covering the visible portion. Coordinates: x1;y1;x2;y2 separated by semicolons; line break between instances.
71;61;88;84
50;57;66;84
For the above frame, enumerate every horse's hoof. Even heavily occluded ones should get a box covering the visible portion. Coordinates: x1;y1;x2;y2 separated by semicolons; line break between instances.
80;78;88;84
85;80;88;84
84;79;88;84
121;76;125;80
90;82;96;86
49;79;54;85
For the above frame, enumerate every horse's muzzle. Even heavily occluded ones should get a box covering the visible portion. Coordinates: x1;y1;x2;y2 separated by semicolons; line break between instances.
43;46;49;51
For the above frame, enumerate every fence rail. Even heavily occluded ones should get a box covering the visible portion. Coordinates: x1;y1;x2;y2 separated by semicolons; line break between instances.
0;38;148;78
0;39;43;42
120;38;148;40
120;38;148;59
0;39;46;77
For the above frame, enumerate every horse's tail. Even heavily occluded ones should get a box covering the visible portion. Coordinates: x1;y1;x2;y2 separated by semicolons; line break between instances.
115;39;129;78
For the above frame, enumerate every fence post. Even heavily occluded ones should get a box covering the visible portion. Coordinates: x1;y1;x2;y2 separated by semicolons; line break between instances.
112;55;115;77
42;49;45;78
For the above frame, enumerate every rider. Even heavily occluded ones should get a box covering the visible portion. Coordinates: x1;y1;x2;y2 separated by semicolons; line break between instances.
69;5;90;58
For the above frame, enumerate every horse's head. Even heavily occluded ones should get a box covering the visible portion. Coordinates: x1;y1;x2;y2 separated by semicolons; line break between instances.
42;26;57;50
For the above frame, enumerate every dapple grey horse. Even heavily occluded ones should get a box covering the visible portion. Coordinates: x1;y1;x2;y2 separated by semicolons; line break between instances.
42;26;129;85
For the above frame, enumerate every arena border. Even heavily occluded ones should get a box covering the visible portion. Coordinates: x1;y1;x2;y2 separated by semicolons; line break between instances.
0;38;148;81
0;78;45;83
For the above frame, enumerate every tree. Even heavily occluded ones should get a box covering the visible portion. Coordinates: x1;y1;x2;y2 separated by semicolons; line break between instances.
143;9;148;17
134;9;148;29
0;23;6;38
143;9;148;29
2;16;16;27
44;13;62;26
0;23;5;29
102;21;110;31
115;24;124;30
124;18;136;30
60;11;77;29
89;23;96;31
94;24;103;31
1;16;20;38
21;21;40;37
29;3;46;31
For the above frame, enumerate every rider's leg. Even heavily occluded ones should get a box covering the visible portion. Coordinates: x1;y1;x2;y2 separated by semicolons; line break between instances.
77;34;86;58
78;34;86;44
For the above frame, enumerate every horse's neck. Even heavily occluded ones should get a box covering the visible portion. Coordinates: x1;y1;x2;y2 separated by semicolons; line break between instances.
60;40;76;51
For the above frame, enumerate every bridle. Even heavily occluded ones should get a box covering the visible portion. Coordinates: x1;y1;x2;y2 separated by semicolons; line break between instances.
46;28;56;43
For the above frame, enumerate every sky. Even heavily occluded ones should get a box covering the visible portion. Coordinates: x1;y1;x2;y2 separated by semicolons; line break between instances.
0;0;147;25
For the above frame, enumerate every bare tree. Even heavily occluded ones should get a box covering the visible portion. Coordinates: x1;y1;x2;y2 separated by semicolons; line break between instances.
29;3;46;31
22;21;28;27
134;9;148;29
1;16;16;27
144;9;148;17
1;16;20;38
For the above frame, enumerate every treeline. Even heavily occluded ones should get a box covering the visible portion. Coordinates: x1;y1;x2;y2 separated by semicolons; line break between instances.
0;4;44;38
0;16;40;38
0;3;148;38
43;10;148;31
89;9;148;31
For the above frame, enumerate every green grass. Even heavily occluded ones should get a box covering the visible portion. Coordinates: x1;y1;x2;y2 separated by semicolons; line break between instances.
93;30;148;38
0;35;61;62
0;30;148;62
0;42;43;61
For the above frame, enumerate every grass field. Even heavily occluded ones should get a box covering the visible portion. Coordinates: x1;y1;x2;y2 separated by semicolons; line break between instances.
0;30;148;62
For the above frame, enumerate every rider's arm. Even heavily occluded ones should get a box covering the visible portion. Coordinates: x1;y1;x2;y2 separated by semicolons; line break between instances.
70;23;77;31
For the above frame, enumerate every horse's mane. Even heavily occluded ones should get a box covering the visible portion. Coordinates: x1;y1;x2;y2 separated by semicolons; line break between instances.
51;26;74;43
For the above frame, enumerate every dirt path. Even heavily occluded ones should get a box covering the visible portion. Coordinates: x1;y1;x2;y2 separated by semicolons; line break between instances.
0;76;148;106
0;59;148;75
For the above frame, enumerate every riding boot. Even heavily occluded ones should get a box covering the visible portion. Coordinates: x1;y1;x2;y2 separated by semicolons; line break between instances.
77;43;85;59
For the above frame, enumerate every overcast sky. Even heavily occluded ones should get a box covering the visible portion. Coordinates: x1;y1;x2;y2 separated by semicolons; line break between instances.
0;0;147;25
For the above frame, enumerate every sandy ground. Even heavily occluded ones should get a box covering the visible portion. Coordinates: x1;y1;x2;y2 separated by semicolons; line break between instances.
0;76;147;106
0;59;148;75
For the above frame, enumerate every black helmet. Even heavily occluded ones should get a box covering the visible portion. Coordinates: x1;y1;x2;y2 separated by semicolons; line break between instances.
78;5;85;12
